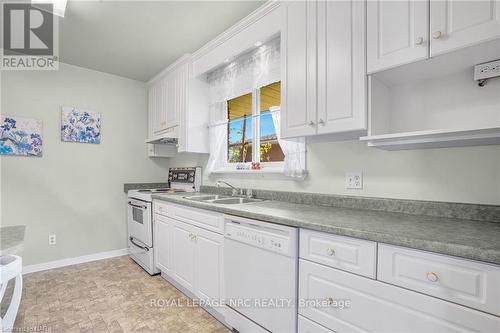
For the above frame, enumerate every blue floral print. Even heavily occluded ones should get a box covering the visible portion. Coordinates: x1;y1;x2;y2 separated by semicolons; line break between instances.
61;108;101;144
0;116;43;156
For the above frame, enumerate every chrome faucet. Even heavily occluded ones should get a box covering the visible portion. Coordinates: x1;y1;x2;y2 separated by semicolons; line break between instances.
216;180;240;196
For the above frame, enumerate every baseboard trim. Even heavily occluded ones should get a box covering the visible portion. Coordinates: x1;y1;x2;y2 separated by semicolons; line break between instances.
22;248;129;274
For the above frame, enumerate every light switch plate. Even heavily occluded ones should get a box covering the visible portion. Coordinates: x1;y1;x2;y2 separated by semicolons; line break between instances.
346;172;363;189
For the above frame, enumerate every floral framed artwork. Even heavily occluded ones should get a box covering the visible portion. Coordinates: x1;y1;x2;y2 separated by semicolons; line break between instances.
61;107;101;144
0;116;43;157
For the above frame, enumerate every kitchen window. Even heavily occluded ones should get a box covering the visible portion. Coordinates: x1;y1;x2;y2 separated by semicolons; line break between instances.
227;81;284;168
206;37;306;177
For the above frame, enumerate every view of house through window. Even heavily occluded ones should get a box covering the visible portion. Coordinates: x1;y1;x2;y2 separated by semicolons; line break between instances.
227;81;284;165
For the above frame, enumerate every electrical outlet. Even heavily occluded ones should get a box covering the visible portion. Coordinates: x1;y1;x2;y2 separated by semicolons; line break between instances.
48;234;56;245
474;59;500;81
346;172;363;189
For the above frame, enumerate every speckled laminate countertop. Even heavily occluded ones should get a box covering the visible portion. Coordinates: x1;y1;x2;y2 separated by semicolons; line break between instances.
152;192;500;266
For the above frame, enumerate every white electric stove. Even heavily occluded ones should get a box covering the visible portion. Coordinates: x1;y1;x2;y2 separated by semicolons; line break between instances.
127;167;201;274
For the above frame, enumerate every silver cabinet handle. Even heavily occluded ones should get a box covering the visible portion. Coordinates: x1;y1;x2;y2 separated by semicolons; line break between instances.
308;121;315;126
318;119;325;125
415;37;424;45
129;237;149;252
432;31;442;39
327;248;335;256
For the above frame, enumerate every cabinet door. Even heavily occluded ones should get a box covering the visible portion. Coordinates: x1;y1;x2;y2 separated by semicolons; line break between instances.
281;0;317;138
171;220;196;291
194;227;224;304
317;0;367;135
154;215;173;274
151;78;168;135
367;0;429;73
147;87;154;138
166;74;176;129
299;259;500;333
430;0;500;56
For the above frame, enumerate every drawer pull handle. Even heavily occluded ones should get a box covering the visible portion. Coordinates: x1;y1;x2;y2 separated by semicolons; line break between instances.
326;297;334;306
432;31;443;39
327;248;335;256
426;272;439;282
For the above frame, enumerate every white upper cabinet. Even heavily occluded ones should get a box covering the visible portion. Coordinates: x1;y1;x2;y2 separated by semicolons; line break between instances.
317;0;367;135
367;0;500;73
430;0;500;56
367;0;429;73
281;0;317;138
148;73;178;137
147;56;209;154
148;77;170;136
282;0;367;140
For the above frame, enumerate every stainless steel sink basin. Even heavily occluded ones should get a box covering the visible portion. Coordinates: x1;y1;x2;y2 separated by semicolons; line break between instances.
183;195;230;201
211;197;263;204
183;195;263;204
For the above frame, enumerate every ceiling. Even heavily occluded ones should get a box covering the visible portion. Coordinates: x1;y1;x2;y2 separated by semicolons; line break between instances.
58;1;264;81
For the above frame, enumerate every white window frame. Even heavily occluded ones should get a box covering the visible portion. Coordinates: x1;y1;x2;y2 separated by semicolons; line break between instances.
215;85;285;174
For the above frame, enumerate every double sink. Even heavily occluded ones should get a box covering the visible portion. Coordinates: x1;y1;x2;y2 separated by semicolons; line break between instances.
183;195;263;205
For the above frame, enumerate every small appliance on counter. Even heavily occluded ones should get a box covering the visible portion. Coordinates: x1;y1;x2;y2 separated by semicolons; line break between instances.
127;167;201;275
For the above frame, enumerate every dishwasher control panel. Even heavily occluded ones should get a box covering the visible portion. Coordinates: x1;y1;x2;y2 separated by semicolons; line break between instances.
225;221;292;255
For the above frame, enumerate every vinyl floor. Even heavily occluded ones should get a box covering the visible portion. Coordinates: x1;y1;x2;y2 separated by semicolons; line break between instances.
13;256;229;333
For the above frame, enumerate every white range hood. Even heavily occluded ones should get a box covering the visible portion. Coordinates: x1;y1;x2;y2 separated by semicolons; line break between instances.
145;136;178;145
145;125;179;145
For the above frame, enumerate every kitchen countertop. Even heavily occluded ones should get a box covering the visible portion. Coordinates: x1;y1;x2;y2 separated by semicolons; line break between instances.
152;192;500;266
0;225;26;256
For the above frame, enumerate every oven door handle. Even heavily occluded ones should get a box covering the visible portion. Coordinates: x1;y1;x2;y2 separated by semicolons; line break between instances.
128;201;148;210
129;237;149;252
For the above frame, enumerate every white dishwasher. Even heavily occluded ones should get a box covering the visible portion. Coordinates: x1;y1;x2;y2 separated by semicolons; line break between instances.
224;215;298;333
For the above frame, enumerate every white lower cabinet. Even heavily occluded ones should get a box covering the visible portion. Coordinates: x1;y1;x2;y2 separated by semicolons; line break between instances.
298;315;335;333
299;229;377;278
154;206;224;315
193;225;224;303
299;258;500;332
378;244;500;316
154;214;173;274
171;219;196;291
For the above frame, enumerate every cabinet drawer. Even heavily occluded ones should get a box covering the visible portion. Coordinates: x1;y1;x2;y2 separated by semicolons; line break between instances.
153;201;169;216
299;229;377;278
299;259;500;333
298;315;335;333
378;244;500;316
167;203;224;234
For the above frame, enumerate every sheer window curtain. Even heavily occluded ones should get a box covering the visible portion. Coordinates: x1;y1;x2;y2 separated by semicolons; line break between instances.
205;37;307;178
